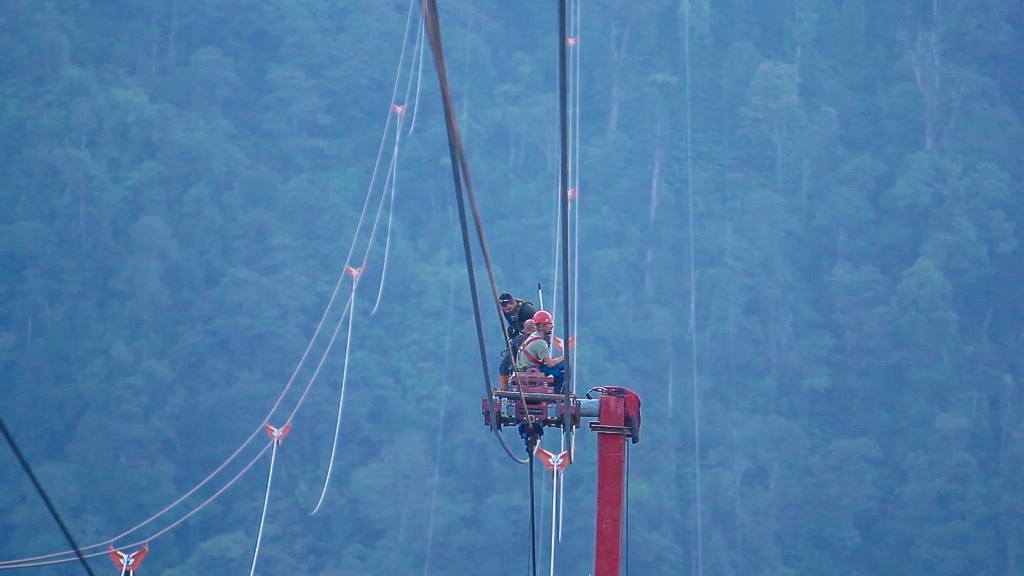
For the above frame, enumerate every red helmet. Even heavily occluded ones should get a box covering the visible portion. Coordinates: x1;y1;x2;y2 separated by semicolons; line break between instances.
532;310;553;325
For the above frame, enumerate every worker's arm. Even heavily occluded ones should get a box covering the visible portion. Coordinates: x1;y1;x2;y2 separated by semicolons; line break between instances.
543;356;564;367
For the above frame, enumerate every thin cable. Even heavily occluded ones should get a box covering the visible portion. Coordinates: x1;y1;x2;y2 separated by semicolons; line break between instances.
370;118;405;314
549;202;561;325
547;466;559;576
2;347;305;567
683;1;704;574
529;453;539;576
340;0;418;273
423;228;459;576
422;0;528;464
247;440;278;576
571;0;582;376
277;0;422;511
557;0;573;458
307;282;359;515
558;430;566;543
126;441;274;549
566;0;583;471
372;20;425;314
0;415;97;576
2;442;274;570
285;293;354;423
0;3;422;568
408;14;427;134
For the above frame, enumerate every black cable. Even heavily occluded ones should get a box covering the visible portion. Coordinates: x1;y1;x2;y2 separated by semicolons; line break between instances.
528;452;538;576
557;0;573;448
420;0;527;464
0;415;98;576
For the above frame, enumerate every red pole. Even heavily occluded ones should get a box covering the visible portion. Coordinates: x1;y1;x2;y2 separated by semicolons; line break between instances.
594;394;626;576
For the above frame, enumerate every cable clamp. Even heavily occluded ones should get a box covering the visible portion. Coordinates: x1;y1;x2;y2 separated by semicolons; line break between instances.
263;423;292;444
108;543;149;572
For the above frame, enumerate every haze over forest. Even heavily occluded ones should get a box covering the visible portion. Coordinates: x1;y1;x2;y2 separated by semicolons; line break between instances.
2;1;1024;575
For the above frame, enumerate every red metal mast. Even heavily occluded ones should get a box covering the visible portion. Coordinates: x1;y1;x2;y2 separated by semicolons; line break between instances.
484;383;640;576
592;394;628;576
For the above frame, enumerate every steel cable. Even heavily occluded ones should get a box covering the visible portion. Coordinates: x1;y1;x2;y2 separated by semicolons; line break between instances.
421;0;529;464
529;453;539;576
0;416;97;576
247;440;279;576
0;1;422;568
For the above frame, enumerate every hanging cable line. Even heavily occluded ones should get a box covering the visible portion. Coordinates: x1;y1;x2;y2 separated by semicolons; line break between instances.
373;19;426;314
1;441;274;570
285;293;354;424
275;0;429;515
1;3;424;568
422;223;459;576
306;279;359;515
683;0;704;574
557;0;574;459
528;453;539;576
408;13;427;135
421;0;529;464
0;415;97;576
247;431;283;576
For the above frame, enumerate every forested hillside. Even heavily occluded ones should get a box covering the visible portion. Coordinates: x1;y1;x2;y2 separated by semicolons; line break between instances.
1;1;1022;575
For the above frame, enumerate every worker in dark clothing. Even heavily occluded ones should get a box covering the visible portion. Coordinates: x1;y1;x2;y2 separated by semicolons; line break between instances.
498;292;537;389
500;292;536;340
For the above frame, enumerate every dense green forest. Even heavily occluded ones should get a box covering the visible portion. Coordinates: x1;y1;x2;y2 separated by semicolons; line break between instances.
1;0;1023;575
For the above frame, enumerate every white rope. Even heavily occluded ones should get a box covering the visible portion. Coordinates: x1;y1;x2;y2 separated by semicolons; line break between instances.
247;440;278;576
374;12;425;313
287;0;420;503
307;281;359;515
286;292;354;422
0;1;422;568
408;14;426;135
548;468;560;576
341;0;418;273
370;118;404;315
0;441;274;570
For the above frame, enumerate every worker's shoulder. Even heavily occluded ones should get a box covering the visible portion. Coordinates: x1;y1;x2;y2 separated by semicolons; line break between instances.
523;336;548;352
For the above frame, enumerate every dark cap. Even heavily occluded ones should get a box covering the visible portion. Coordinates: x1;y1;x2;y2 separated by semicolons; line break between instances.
498;292;514;304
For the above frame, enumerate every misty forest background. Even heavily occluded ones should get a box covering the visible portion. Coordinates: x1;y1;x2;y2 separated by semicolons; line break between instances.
2;0;1024;575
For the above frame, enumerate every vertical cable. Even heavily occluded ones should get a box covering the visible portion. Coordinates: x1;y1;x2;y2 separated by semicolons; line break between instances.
558;0;573;454
408;14;426;134
548;466;559;576
529;453;539;576
248;440;278;576
423;213;460;576
682;1;704;575
307;282;359;514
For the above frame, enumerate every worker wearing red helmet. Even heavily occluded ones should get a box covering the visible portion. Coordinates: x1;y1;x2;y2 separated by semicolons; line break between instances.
516;311;565;388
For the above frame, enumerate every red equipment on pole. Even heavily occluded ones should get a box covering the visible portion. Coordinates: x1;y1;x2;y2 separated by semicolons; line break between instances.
482;384;640;576
592;394;627;576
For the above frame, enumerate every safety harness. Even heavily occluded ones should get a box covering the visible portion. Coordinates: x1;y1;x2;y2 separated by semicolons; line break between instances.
517;335;546;366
